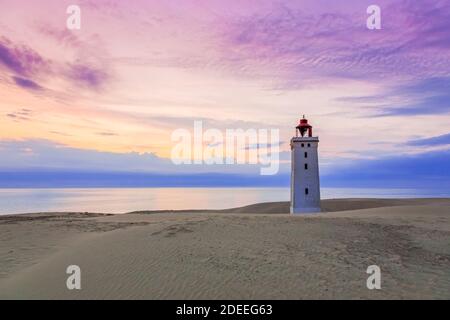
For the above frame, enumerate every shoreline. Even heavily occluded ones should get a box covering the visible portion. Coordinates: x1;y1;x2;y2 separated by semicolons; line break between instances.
2;197;450;216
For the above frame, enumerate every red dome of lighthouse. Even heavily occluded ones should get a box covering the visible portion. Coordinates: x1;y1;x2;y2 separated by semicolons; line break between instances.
296;115;313;137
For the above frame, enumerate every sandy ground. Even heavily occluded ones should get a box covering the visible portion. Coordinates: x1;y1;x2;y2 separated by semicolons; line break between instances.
0;198;449;299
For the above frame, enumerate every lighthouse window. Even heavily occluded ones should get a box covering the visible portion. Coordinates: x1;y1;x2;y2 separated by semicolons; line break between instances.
305;188;309;195
308;143;311;147
305;163;308;170
304;152;308;158
301;143;304;147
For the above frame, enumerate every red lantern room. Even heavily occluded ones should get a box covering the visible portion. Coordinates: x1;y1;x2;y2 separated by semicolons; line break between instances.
296;115;313;137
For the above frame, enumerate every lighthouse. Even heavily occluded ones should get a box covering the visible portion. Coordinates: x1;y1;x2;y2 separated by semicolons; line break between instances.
290;116;321;214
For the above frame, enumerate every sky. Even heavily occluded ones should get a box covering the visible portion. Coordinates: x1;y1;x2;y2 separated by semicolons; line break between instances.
0;0;450;188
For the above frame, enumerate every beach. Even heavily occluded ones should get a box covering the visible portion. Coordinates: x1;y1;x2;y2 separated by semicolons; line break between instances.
0;198;449;299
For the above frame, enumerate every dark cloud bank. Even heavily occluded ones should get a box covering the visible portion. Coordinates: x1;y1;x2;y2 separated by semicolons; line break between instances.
0;139;449;189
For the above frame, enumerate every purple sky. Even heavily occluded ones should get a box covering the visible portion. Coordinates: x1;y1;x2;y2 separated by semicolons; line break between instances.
0;0;449;186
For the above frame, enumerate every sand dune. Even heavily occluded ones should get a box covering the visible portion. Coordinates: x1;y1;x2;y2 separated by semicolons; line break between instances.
130;198;450;214
0;198;449;299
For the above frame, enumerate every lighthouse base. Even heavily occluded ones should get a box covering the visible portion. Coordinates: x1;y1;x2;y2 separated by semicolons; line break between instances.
290;206;321;214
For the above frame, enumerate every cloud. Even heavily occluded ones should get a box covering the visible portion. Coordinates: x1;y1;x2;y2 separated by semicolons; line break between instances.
0;37;49;91
12;76;43;91
338;77;450;117
0;171;288;188
0;139;276;175
378;77;450;116
214;0;450;88
49;131;72;137
244;141;285;150
37;24;83;49
377;96;450;116
322;148;450;188
96;132;118;136
0;137;448;189
219;1;450;117
0;37;50;76
0;35;112;94
5;108;33;121
0;144;448;189
0;139;169;172
406;133;450;147
66;63;111;90
35;22;114;91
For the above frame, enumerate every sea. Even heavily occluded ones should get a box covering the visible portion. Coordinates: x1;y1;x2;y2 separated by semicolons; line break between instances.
0;187;449;215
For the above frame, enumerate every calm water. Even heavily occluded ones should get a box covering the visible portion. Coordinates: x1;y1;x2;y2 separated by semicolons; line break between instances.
0;187;449;215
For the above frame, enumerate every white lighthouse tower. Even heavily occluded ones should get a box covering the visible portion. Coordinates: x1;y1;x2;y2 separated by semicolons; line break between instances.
290;116;321;214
